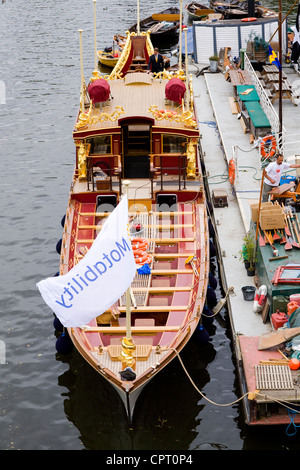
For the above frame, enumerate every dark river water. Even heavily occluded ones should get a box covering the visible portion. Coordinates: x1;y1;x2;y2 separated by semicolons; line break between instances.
1;0;300;452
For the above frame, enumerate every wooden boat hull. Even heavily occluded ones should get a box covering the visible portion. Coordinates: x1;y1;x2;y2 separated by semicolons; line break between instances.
55;31;210;422
128;7;180;44
186;2;214;21
97;52;119;68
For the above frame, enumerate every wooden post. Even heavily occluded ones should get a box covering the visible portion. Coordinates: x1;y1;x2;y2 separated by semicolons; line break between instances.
256;169;266;242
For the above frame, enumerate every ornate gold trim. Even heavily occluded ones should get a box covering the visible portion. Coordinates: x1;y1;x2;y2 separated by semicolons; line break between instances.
148;105;197;128
75;103;125;130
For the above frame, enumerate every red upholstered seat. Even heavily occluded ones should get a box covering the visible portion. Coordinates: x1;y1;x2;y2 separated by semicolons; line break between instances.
88;79;111;103
165;78;186;103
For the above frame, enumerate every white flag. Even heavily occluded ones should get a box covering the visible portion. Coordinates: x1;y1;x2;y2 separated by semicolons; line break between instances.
37;194;136;327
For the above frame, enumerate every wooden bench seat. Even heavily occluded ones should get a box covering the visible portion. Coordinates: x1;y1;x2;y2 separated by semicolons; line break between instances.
82;325;181;333
244;101;271;138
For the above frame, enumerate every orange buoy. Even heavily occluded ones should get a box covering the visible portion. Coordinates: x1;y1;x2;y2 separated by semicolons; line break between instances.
241;17;257;22
260;135;277;160
288;358;300;370
228;158;235;185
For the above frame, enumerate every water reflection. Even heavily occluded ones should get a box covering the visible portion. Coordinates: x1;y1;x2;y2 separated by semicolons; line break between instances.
57;336;216;450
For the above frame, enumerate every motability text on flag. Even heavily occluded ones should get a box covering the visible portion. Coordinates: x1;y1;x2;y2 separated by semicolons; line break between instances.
55;237;131;309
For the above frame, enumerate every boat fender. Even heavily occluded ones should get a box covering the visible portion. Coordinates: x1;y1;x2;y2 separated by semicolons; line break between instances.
253;285;267;313
209;239;216;258
56;331;73;355
61;214;66;228
202;305;214;327
194;324;210;344
207;285;217;308
56;239;62;255
209;272;218;290
208;218;215;238
260;135;277;160
53;316;64;332
228;158;235;185
241;17;257;22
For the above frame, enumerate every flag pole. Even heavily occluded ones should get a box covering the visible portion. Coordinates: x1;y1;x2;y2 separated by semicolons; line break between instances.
121;180;136;370
93;0;98;71
179;0;183;70
279;0;283;138
78;29;84;114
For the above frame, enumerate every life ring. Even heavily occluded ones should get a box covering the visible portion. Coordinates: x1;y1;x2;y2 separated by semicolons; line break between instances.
253;285;267;313
131;238;149;251
228;158;235;185
260;135;277;160
241;17;257;22
134;252;152;265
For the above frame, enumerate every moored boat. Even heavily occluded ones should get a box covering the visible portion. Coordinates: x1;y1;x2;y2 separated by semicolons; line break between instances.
37;28;210;422
186;2;215;21
128;7;181;45
97;35;127;69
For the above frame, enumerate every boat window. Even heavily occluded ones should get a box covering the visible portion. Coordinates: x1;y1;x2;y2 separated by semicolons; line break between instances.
162;135;186;153
88;135;112;154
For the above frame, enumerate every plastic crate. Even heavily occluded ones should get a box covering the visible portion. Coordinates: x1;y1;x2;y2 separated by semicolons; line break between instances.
280;175;297;185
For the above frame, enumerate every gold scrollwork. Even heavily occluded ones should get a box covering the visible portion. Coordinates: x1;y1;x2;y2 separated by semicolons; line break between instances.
148;105;197;128
75;103;125;129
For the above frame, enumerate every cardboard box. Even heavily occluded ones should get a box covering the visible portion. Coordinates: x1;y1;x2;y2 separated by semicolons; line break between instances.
259;208;285;230
250;202;273;223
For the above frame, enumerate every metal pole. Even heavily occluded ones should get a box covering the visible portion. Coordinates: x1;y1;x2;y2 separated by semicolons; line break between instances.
179;0;183;70
137;0;140;35
93;0;97;71
78;29;84;113
279;0;283;138
122;180;132;340
184;27;189;110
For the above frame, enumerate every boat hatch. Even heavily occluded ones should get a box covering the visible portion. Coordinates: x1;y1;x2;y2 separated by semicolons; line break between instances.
156;194;178;212
96;194;117;212
122;123;151;178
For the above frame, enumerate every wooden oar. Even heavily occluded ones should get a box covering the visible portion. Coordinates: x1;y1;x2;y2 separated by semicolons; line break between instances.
286;209;300;248
288;206;300;245
281;202;291;236
152;13;181;21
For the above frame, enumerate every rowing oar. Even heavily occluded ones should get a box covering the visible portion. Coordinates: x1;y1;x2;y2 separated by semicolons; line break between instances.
280;203;293;249
281;202;291;237
288;206;300;247
286;208;300;248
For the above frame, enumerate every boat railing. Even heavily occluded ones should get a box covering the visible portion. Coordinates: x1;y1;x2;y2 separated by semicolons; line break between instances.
86;154;122;193
150;153;187;198
244;52;285;136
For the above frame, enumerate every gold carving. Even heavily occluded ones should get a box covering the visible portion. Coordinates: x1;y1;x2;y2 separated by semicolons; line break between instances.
75;102;125;129
148;105;197;128
78;142;87;179
119;337;136;369
186;139;198;179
